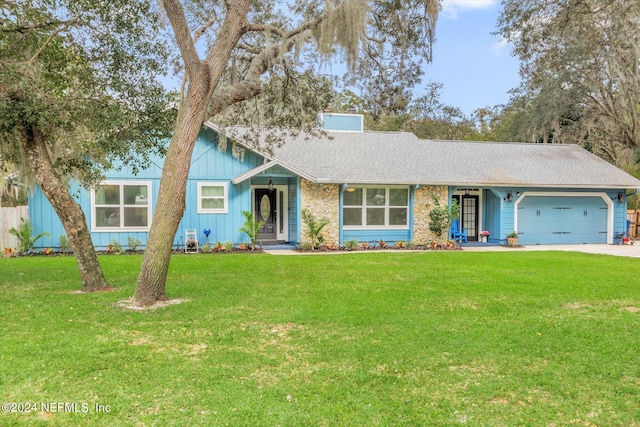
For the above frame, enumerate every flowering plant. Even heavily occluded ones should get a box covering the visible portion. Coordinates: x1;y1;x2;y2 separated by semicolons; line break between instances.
4;247;15;254
480;230;490;237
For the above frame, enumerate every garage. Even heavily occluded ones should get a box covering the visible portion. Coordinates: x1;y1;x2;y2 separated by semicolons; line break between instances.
516;194;609;244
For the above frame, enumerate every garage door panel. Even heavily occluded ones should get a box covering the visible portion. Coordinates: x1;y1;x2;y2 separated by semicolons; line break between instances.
518;196;607;244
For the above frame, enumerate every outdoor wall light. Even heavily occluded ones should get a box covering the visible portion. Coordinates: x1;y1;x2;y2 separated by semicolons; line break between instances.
618;192;624;203
507;192;513;202
268;178;274;192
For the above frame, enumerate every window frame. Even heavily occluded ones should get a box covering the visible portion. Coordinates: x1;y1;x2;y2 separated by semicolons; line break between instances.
197;181;229;214
91;180;152;232
342;186;410;230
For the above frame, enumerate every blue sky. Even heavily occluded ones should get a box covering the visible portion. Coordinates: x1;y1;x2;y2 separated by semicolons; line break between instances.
163;1;521;118
423;0;522;116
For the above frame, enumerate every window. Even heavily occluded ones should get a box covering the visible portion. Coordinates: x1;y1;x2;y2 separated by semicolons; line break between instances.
93;181;151;231
343;186;409;228
197;182;228;214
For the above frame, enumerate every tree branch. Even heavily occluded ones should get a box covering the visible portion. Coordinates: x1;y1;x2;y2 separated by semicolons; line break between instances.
244;23;285;37
162;0;203;81
24;14;80;74
205;17;321;119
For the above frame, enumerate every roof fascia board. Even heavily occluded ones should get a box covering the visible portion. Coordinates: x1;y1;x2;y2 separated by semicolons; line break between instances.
314;179;640;189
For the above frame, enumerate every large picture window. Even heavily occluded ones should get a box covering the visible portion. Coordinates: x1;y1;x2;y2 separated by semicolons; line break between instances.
343;186;409;228
197;182;228;214
92;181;151;231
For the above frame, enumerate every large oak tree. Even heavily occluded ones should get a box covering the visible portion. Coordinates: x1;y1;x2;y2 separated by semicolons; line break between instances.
0;1;173;291
133;0;440;305
498;0;640;170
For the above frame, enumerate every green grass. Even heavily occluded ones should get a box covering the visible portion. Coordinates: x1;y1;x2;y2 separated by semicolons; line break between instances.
1;251;640;426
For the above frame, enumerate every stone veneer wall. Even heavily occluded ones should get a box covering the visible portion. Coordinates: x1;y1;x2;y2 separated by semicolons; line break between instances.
300;179;340;245
412;185;449;245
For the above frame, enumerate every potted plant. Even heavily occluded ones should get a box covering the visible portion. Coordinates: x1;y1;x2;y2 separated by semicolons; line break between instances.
480;230;490;243
507;231;518;247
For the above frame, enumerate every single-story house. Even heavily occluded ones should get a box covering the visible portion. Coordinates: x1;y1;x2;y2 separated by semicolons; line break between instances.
29;113;640;250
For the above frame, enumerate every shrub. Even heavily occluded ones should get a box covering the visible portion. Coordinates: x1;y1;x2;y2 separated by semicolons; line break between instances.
200;243;213;253
299;242;313;251
428;195;460;243
301;209;330;251
345;239;359;251
238;210;264;250
59;235;71;254
9;218;50;254
127;237;142;252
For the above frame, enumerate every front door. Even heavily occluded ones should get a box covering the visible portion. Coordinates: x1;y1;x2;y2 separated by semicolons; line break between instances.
255;188;277;243
454;195;479;241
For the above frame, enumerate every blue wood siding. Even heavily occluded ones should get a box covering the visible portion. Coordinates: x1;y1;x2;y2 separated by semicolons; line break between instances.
28;129;273;250
342;229;411;244
320;113;363;132
288;177;299;243
29;185;68;249
483;189;501;243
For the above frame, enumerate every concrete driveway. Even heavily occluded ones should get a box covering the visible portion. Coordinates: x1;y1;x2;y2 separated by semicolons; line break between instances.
265;243;640;258
462;243;640;258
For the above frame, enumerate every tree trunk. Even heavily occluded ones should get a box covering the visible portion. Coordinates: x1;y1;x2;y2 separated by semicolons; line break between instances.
21;123;110;292
133;0;252;306
133;96;209;305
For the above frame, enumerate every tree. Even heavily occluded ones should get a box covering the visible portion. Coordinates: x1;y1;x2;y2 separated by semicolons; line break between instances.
238;210;264;250
0;2;173;291
301;209;330;251
497;0;640;171
473;103;529;143
405;81;482;140
133;0;440;305
428;195;459;243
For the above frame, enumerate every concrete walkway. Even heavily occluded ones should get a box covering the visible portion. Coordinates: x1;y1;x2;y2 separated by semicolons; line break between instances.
264;243;640;258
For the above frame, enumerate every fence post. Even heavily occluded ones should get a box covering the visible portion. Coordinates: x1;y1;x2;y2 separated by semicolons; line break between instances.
628;209;639;238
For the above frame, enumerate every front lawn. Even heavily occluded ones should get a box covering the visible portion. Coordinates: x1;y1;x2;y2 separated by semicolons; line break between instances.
1;252;639;426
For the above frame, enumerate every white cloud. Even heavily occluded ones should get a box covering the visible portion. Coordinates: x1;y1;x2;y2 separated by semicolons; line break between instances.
491;36;510;56
441;0;497;19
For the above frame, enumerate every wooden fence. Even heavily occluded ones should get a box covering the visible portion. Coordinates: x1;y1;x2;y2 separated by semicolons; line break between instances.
628;210;640;238
1;206;28;250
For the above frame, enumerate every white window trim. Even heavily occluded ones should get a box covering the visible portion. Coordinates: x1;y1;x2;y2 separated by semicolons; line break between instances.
343;186;410;230
91;180;152;232
197;181;229;214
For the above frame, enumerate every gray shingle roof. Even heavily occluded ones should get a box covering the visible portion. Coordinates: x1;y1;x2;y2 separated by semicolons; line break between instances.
222;125;640;189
